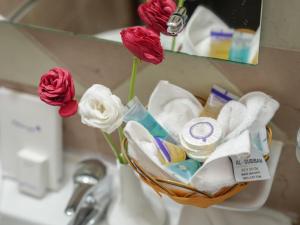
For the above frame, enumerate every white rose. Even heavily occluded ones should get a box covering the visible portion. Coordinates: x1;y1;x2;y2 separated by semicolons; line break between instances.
79;84;124;134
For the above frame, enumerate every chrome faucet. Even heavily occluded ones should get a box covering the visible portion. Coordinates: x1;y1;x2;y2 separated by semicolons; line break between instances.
167;6;188;36
65;159;111;225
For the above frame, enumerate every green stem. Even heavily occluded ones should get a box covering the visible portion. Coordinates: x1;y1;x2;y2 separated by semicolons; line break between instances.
178;0;185;7
171;36;176;51
117;127;124;146
128;57;139;101
102;131;124;163
117;126;127;164
171;0;185;51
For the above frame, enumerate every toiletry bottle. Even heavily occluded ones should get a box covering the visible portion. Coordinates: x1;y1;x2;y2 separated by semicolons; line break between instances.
123;97;177;144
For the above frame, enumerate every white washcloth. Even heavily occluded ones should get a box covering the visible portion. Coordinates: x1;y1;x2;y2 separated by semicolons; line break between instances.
124;121;180;182
191;130;251;195
240;92;280;132
217;101;247;137
218;92;279;141
148;81;203;142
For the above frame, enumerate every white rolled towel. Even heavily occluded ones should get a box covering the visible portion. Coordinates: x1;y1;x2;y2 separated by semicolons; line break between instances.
148;81;203;142
217;100;247;138
218;92;279;140
240;92;280;132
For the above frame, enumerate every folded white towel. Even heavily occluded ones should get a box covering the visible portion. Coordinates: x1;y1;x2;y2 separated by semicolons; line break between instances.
218;92;279;141
217;101;247;137
191;130;251;195
240;92;280;132
148;81;203;142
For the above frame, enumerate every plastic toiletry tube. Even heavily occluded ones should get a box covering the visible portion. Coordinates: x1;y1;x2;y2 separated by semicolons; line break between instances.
180;117;222;162
154;137;186;165
123;97;177;144
201;85;239;118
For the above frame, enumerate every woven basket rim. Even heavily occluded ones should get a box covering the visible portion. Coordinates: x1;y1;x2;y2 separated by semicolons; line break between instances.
121;126;272;198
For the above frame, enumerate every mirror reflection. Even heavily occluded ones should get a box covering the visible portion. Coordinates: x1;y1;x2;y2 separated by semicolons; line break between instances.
0;0;262;64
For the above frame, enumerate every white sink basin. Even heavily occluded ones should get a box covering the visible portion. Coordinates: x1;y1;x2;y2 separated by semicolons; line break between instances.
0;154;77;225
0;153;181;225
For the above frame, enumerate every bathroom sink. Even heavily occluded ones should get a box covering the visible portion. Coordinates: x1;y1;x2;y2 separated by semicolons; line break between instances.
0;176;72;225
0;153;182;225
0;154;76;225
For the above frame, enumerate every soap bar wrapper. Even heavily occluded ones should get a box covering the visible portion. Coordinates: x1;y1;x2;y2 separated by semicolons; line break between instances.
168;159;202;182
201;85;239;118
231;149;270;183
154;137;186;165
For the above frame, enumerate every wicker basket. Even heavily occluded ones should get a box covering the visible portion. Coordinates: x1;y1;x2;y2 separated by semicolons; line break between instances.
122;124;272;208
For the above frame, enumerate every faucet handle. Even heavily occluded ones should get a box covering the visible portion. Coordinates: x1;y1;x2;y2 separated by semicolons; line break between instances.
65;183;93;216
65;159;107;216
70;206;99;225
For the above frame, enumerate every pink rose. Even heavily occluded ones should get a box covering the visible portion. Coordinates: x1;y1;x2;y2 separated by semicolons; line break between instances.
138;0;176;35
38;67;78;117
120;26;164;64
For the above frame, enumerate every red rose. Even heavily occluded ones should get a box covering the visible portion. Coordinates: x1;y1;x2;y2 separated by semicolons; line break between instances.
120;26;164;64
38;67;78;117
138;0;176;35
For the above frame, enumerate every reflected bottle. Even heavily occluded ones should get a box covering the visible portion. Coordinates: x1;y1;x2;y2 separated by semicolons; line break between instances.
229;30;254;63
123;97;177;144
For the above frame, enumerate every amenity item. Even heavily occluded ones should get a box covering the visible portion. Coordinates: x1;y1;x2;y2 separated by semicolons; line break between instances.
180;117;222;162
201;85;239;119
124;97;177;143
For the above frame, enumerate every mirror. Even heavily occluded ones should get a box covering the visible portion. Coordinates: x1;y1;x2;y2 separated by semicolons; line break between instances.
0;0;262;65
